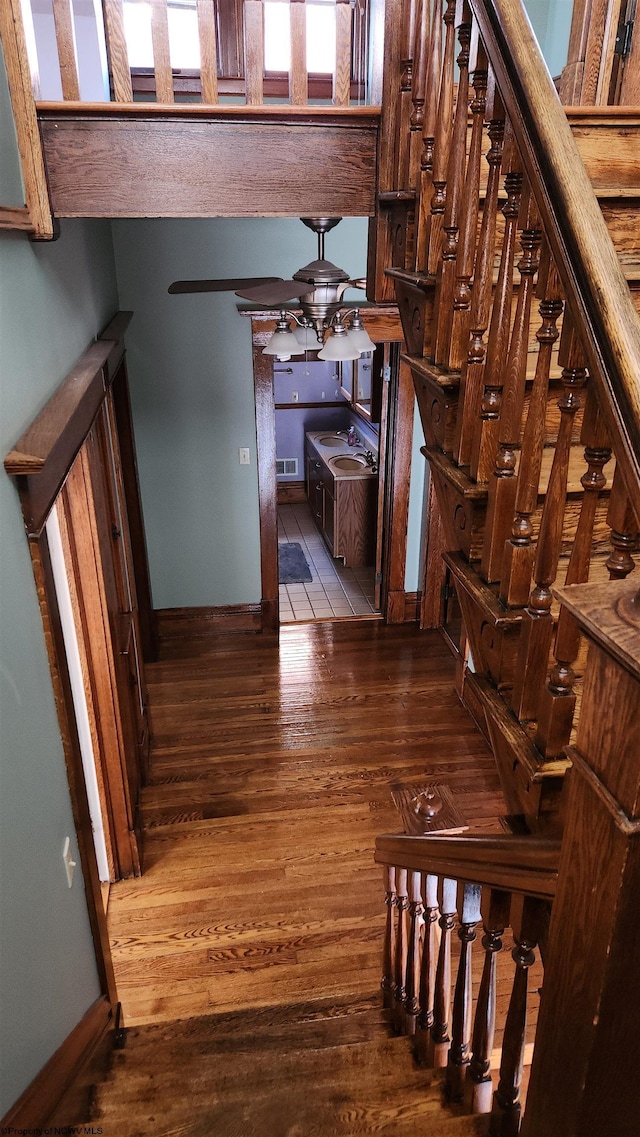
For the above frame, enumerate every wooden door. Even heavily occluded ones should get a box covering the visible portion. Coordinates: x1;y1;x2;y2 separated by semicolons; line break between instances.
57;418;145;879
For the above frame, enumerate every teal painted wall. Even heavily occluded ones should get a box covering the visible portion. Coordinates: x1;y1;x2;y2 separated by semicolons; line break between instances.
524;0;574;79
0;51;119;1115
112;217;427;609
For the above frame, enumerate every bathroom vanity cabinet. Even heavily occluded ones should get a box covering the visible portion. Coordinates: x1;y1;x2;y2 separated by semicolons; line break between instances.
304;432;377;567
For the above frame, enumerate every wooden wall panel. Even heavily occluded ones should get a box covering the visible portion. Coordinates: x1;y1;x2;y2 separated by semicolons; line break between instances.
39;116;378;217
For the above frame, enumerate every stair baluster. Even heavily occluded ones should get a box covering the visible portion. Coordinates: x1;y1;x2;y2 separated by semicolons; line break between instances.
500;254;564;607
426;0;457;275
393;867;410;1032
449;45;489;371
404;869;424;1034
606;465;640;580
382;865;397;1010
489;896;545;1137
481;191;543;582
453;90;505;466
416;0;443;271
431;876;457;1066
467;888;511;1114
446;882;482;1101
512;321;588;723
415;872;440;1064
470;146;523;483
536;385;612;756
408;0;430;191
434;4;473;364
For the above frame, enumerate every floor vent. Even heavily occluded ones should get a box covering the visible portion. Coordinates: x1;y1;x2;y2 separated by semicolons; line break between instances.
276;458;299;476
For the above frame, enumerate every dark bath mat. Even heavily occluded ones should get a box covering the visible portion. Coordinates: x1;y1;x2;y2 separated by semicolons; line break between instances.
278;542;313;584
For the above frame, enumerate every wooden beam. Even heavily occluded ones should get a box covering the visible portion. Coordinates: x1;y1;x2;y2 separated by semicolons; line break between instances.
39;115;378;218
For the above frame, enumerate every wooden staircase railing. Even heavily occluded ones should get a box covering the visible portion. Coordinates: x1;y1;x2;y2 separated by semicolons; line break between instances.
375;834;559;1130
373;1;640;1131
369;0;640;832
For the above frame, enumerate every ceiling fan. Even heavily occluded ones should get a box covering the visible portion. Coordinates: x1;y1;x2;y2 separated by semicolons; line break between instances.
168;217;375;362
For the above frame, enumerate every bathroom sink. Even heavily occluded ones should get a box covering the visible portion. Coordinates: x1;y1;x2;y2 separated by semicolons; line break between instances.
330;454;369;472
317;434;347;447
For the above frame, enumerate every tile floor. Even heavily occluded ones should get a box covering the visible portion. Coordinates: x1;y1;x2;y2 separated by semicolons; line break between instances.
278;503;380;624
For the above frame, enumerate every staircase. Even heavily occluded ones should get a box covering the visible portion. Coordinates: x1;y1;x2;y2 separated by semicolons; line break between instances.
369;0;640;832
68;997;495;1135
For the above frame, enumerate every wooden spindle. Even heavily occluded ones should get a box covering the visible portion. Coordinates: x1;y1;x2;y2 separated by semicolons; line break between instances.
446;882;482;1102
449;44;489;371
289;0;307;105
393;867;410;1032
415;872;440;1064
333;0;352;107
408;0;430;191
512;320;587;723
416;0;443;271
196;0;219;104
536;385;612;756
431;876;457;1067
470;142;523;484
102;0;133;102
434;5;473;365
606;464;640;579
489;897;545;1137
426;0;457;276
453;85;505;467
404;869;424;1035
52;0;80;101
467;889;511;1114
500;253;564;608
382;865;397;1010
243;0;264;105
150;0;174;104
481;191;542;583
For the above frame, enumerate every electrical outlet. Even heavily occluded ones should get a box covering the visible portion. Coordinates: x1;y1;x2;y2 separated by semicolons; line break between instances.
321;391;326;400
239;447;250;465
63;836;77;888
291;391;299;402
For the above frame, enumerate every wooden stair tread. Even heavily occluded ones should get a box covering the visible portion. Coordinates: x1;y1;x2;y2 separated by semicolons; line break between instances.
466;672;570;784
77;1000;491;1136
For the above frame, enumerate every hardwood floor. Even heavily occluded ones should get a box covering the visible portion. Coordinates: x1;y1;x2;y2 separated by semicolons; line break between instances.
108;622;505;1027
58;621;543;1134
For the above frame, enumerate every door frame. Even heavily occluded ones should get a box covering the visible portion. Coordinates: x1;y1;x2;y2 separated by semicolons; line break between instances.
245;304;414;631
3;312;155;1012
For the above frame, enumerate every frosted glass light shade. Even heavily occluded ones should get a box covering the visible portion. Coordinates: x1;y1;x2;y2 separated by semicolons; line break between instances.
263;325;303;357
317;325;361;362
294;323;321;350
346;318;375;354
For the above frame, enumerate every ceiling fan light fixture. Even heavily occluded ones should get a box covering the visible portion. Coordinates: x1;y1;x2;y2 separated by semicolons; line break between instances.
345;311;376;354
263;314;304;359
317;322;361;362
294;322;321;351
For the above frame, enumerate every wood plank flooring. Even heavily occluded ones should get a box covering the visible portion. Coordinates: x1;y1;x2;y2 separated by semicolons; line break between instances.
61;621;546;1135
107;622;506;1027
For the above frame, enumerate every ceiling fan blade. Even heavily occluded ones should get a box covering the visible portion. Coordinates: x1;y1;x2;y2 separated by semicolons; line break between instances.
235;280;316;305
168;276;282;295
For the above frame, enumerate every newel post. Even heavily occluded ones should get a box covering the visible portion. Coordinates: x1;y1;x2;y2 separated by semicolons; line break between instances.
521;579;640;1137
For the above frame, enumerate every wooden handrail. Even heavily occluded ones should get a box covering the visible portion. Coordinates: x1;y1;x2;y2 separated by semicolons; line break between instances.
469;0;640;521
375;834;560;900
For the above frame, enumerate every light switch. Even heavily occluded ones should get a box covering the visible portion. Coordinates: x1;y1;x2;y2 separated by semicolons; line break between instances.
63;836;77;888
239;447;250;465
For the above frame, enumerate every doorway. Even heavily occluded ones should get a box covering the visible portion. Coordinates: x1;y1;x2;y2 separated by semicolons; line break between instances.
248;306;414;631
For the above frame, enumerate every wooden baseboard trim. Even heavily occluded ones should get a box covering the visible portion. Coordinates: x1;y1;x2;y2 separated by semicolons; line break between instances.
403;591;421;622
156;604;263;640
1;995;113;1130
277;482;307;505
386;590;421;624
